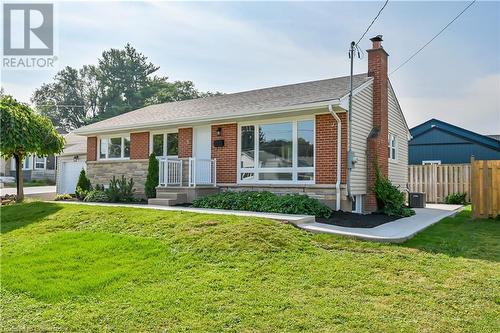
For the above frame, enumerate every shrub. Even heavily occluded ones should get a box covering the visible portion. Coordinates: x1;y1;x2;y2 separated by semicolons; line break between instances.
94;184;105;191
75;186;89;201
445;192;467;205
76;169;92;192
192;191;332;218
145;153;159;198
373;167;415;217
106;175;135;202
54;194;73;201
84;190;109;202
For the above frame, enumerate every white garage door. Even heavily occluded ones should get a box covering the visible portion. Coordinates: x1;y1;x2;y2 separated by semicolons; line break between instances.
60;161;86;194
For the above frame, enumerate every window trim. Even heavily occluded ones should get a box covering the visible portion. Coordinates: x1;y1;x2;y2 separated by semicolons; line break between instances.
388;133;398;162
97;134;131;160
34;156;46;170
237;116;315;185
422;160;441;165
149;129;179;158
11;155;33;170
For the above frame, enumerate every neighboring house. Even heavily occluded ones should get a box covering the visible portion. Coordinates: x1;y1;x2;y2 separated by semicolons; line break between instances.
0;128;67;182
74;36;410;213
1;154;57;182
409;119;500;165
56;132;88;194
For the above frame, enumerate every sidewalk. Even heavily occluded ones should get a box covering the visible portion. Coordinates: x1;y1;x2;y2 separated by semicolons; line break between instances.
296;204;463;243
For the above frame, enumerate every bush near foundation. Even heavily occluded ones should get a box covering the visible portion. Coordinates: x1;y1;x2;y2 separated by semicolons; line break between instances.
373;167;415;217
192;191;332;218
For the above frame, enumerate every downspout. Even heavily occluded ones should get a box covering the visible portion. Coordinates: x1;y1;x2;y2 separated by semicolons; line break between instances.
328;104;342;211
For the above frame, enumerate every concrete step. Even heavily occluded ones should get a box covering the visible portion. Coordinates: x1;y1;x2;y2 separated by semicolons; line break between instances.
148;198;179;206
157;192;187;202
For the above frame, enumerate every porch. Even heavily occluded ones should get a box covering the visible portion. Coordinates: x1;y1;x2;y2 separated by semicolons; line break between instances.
149;157;219;206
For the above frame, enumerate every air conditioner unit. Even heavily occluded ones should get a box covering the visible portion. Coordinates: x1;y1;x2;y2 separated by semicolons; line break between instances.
409;192;426;208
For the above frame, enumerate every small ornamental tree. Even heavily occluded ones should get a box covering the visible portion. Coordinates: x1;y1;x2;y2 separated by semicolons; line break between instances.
145;153;159;198
0;95;64;202
76;169;92;192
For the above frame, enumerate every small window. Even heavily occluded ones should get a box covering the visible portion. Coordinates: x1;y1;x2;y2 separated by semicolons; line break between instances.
34;156;46;170
422;160;441;165
388;134;397;161
99;136;130;159
167;133;178;156
153;134;164;156
352;195;363;214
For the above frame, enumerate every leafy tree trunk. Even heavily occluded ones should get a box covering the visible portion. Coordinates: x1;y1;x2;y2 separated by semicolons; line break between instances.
14;154;24;202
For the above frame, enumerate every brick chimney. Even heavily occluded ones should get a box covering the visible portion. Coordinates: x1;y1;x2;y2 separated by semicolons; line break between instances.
365;35;389;212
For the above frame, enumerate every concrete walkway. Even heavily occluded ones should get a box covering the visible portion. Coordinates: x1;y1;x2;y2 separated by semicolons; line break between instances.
297;204;463;243
50;201;316;224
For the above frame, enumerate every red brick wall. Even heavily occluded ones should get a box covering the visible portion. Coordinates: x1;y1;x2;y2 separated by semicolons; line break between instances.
130;132;150;159
87;137;97;161
365;38;389;212
315;113;347;185
211;124;237;184
178;128;193;158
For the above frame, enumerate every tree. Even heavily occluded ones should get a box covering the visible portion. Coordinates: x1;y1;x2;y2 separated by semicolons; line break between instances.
32;43;222;128
144;153;159;198
0;96;65;202
32;66;88;131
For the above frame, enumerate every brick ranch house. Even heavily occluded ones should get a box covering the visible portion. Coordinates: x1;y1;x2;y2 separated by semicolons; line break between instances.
74;36;409;213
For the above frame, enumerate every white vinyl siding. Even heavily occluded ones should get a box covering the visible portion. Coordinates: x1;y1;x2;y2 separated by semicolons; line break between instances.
388;84;409;190
350;82;373;195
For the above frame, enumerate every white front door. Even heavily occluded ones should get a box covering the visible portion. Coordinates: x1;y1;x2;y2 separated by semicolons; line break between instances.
193;126;212;184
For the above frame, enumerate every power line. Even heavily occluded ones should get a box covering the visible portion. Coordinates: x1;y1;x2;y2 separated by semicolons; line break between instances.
390;0;477;75
355;0;390;46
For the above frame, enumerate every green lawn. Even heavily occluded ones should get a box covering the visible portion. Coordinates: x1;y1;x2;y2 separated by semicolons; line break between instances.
1;203;498;332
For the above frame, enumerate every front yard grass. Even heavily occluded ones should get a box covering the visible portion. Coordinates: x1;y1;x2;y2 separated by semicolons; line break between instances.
1;203;498;332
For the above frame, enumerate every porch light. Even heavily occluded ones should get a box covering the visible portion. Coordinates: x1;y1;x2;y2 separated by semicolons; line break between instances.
216;127;222;136
73;155;79;162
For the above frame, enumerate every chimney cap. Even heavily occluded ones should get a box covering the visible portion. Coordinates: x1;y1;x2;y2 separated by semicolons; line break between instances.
370;35;383;42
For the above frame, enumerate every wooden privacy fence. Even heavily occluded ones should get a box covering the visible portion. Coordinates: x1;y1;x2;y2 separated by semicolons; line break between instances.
471;158;500;219
408;164;471;203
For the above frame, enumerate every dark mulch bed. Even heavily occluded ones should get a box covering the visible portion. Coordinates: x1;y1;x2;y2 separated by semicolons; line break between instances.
317;210;400;228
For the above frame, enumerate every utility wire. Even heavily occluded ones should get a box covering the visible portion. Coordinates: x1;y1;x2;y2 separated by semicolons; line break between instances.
355;0;390;46
390;0;477;75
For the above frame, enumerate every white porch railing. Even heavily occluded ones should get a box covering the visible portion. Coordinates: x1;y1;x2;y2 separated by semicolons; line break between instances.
158;157;216;187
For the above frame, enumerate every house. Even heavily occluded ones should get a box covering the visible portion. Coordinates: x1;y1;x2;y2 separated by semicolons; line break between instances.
409;119;500;165
0;128;67;183
74;36;410;213
56;132;88;194
0;154;57;182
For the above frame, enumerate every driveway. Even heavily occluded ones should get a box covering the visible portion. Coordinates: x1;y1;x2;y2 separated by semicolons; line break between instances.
1;186;56;200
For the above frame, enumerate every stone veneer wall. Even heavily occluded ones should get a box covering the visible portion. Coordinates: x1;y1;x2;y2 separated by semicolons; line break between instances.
86;160;149;197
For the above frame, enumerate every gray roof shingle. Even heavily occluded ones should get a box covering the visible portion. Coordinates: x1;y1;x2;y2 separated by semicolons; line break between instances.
76;73;371;134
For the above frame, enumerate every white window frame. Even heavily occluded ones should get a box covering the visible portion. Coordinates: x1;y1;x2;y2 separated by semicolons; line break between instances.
422;160;441;165
97;134;131;160
237;116;315;185
388;134;398;161
11;155;33;170
352;195;363;214
34;156;46;170
149;129;179;159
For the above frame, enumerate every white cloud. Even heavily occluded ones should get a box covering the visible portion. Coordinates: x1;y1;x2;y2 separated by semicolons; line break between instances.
399;73;500;134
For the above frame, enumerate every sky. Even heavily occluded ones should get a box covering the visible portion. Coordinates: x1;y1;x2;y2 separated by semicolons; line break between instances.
1;0;499;134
